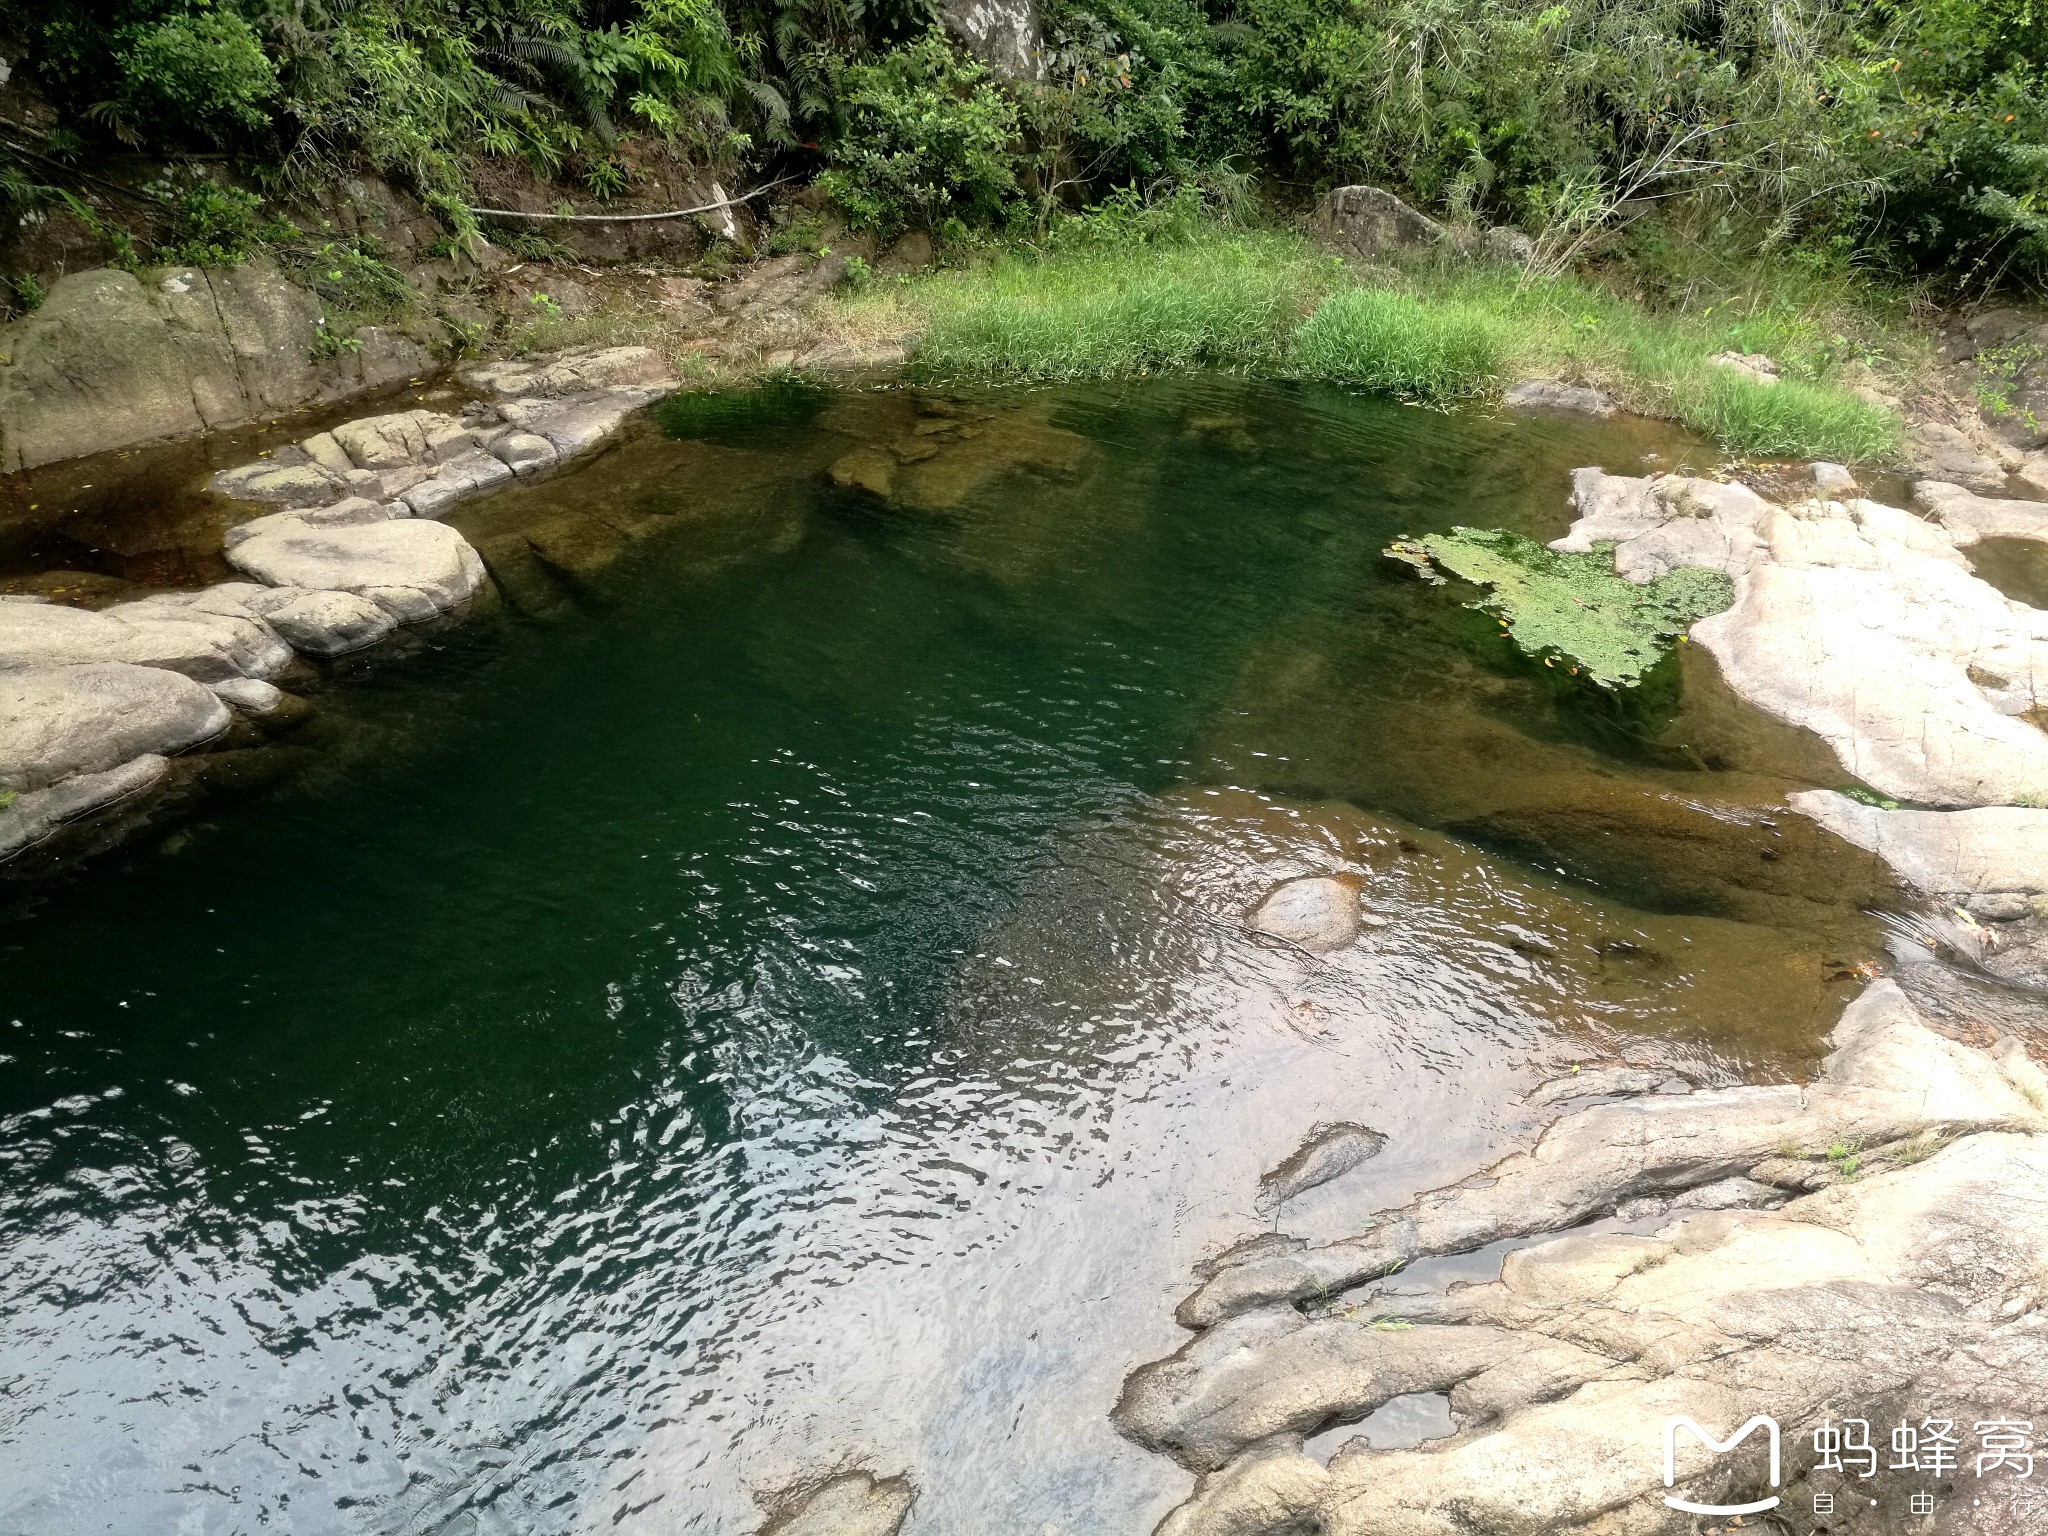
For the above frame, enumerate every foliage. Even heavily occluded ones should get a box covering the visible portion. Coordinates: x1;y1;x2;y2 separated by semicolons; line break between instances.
151;177;276;265
817;28;1021;237
1386;527;1734;689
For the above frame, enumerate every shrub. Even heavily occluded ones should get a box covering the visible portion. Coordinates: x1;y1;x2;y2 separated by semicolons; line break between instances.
1290;290;1507;402
817;28;1021;238
153;179;270;266
116;10;279;146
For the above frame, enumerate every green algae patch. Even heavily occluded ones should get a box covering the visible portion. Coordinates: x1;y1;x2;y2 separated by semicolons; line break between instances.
1386;527;1733;689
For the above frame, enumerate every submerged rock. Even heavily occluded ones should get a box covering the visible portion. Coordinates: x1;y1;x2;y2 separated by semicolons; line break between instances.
1257;1122;1387;1210
1246;873;1362;953
1520;1066;1668;1107
759;1471;914;1536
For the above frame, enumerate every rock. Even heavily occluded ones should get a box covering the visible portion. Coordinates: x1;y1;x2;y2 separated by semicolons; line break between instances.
1791;789;2048;900
461;346;676;400
259;589;397;657
330;409;473;471
1172;980;2039;1328
227;518;487;618
208;677;287;715
0;664;228;792
223;497;395;550
1131;981;2048;1536
1312;186;1445;262
759;1471;914;1536
1257;1123;1387;1210
1521;1066;1668;1107
1809;459;1857;494
487;431;559;477
795;337;912;374
0;261;418;472
211;460;347;508
1908;421;2007;494
1555;468;2048;807
400;448;515;516
298;430;355;476
494;391;657;460
1709;349;1779;385
97;593;294;682
1477;226;1534;266
2020;449;2048;498
1500;379;1616;418
938;0;1042;80
1246;873;1362;952
0;755;168;862
0;269;209;471
877;230;936;273
1910;478;2048;545
0;591;289;682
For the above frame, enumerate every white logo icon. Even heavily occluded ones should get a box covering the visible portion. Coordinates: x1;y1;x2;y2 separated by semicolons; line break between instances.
1663;1415;1783;1515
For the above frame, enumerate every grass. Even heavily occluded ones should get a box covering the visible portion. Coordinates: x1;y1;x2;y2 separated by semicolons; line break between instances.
826;218;1911;463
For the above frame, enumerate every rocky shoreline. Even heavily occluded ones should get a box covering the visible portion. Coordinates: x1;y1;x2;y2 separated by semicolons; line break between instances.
0;343;678;865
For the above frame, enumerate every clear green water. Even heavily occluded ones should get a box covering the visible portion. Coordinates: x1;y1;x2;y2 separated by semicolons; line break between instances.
0;378;1891;1535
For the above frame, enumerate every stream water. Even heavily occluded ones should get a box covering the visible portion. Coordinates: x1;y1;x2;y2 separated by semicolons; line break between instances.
0;378;1898;1535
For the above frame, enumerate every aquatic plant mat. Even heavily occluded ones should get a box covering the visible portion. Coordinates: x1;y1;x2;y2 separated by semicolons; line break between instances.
1387;527;1735;688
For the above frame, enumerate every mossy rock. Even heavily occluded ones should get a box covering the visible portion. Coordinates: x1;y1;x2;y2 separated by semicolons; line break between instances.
1386;526;1733;689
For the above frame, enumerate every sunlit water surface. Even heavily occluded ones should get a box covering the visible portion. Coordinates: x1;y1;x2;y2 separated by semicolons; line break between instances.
0;378;1892;1535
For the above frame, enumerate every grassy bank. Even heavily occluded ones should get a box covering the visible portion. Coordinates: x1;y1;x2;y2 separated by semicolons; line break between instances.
831;224;1909;463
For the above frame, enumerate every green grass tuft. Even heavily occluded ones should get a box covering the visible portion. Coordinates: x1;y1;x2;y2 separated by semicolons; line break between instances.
1289;289;1506;402
834;217;1911;464
905;233;1340;382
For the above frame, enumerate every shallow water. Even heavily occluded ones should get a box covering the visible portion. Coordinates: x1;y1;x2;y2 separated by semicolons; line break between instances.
0;378;1894;1534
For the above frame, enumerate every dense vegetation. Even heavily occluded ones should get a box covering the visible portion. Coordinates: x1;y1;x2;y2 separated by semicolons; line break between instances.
3;0;2045;284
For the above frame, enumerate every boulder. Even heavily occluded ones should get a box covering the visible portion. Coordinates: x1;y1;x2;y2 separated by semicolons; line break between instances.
208;677;287;715
1555;468;2048;808
1809;460;1857;494
759;1472;914;1536
226;517;487;617
211;459;348;509
1477;226;1535;266
1709;349;1779;386
1790;789;2048;900
330;409;473;472
0;260;425;472
1908;421;2007;494
257;589;397;657
0;664;227;792
1910;478;2048;545
223;497;396;550
487;430;559;477
1312;186;1445;262
1500;379;1616;418
2020;449;2048;498
0;754;169;862
461;346;676;400
400;448;514;517
1246;873;1363;953
494;391;656;460
938;0;1043;81
0;591;289;682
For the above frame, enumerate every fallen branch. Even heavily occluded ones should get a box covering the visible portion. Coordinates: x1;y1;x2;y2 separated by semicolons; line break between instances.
467;175;799;224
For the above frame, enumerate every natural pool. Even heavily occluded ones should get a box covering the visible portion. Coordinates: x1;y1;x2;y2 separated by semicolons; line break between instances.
0;378;1901;1534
